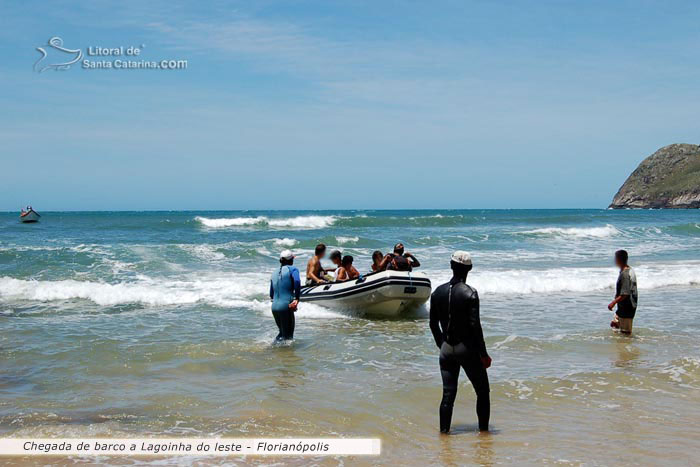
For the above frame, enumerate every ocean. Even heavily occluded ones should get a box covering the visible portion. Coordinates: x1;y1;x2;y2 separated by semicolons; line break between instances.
1;209;699;465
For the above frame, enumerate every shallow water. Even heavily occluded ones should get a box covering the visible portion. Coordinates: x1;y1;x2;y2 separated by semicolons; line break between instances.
1;210;699;465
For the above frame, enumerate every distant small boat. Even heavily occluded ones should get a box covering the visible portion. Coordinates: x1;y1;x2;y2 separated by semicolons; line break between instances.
20;208;40;223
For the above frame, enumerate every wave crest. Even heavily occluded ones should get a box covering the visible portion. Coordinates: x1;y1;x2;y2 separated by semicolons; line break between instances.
3;262;699;310
518;224;619;238
195;216;337;229
428;262;700;295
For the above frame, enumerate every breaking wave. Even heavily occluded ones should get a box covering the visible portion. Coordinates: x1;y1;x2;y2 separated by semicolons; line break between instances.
517;224;619;238
481;264;700;294
336;236;359;245
195;215;338;229
273;238;298;247
2;262;699;311
0;273;344;319
427;262;700;295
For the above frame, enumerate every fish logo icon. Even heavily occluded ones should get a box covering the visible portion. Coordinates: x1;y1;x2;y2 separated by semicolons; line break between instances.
34;37;83;73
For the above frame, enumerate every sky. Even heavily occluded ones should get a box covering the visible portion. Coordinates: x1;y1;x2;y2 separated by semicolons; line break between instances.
1;0;699;210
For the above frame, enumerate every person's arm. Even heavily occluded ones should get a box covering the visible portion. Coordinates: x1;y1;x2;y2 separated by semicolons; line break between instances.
608;271;630;310
287;267;301;311
405;253;420;268
429;293;443;349
336;267;347;282
608;294;628;310
305;260;313;280
468;291;491;367
378;255;392;271
270;280;274;300
291;267;301;301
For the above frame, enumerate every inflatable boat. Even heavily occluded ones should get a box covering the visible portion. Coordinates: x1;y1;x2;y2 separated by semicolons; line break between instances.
300;270;431;317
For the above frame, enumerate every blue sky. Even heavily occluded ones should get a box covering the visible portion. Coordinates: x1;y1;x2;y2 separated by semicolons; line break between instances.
1;0;699;210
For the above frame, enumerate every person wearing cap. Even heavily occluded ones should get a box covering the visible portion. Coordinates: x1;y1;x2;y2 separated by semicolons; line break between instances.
378;243;420;272
429;251;491;433
270;249;301;342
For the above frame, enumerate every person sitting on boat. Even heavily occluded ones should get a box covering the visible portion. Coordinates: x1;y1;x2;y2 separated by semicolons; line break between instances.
329;250;343;278
371;250;384;272
336;255;360;281
379;243;421;271
306;243;331;285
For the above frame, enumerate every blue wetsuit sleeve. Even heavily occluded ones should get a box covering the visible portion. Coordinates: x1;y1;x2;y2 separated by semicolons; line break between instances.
291;267;301;300
270;280;274;300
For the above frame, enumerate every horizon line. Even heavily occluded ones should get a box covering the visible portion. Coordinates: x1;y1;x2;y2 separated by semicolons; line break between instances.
4;207;619;213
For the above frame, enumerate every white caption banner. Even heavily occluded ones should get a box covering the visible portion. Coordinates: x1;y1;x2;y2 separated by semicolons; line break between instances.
0;438;380;456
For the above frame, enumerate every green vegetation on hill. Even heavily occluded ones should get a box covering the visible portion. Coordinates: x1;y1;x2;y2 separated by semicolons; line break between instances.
610;144;700;209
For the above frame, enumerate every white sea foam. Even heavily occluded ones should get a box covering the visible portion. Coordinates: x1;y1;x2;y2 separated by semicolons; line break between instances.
493;334;518;349
273;238;298;247
2;262;698;308
336;236;359;245
0;243;112;254
178;244;226;262
656;357;700;386
273;303;346;319
518;224;619;238
268;216;337;228
194;216;267;227
426;262;700;296
0;273;268;308
0;272;344;319
195;215;337;229
255;247;272;257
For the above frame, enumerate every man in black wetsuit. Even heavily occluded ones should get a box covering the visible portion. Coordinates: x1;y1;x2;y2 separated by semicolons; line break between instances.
429;251;491;433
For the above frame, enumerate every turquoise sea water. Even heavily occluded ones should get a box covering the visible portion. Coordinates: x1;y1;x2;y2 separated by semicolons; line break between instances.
1;209;699;465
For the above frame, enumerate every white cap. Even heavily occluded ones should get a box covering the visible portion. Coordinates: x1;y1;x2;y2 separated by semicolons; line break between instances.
280;250;295;260
451;250;472;266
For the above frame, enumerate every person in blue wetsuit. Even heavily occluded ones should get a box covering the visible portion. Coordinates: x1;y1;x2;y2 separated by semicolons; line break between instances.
270;249;301;342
